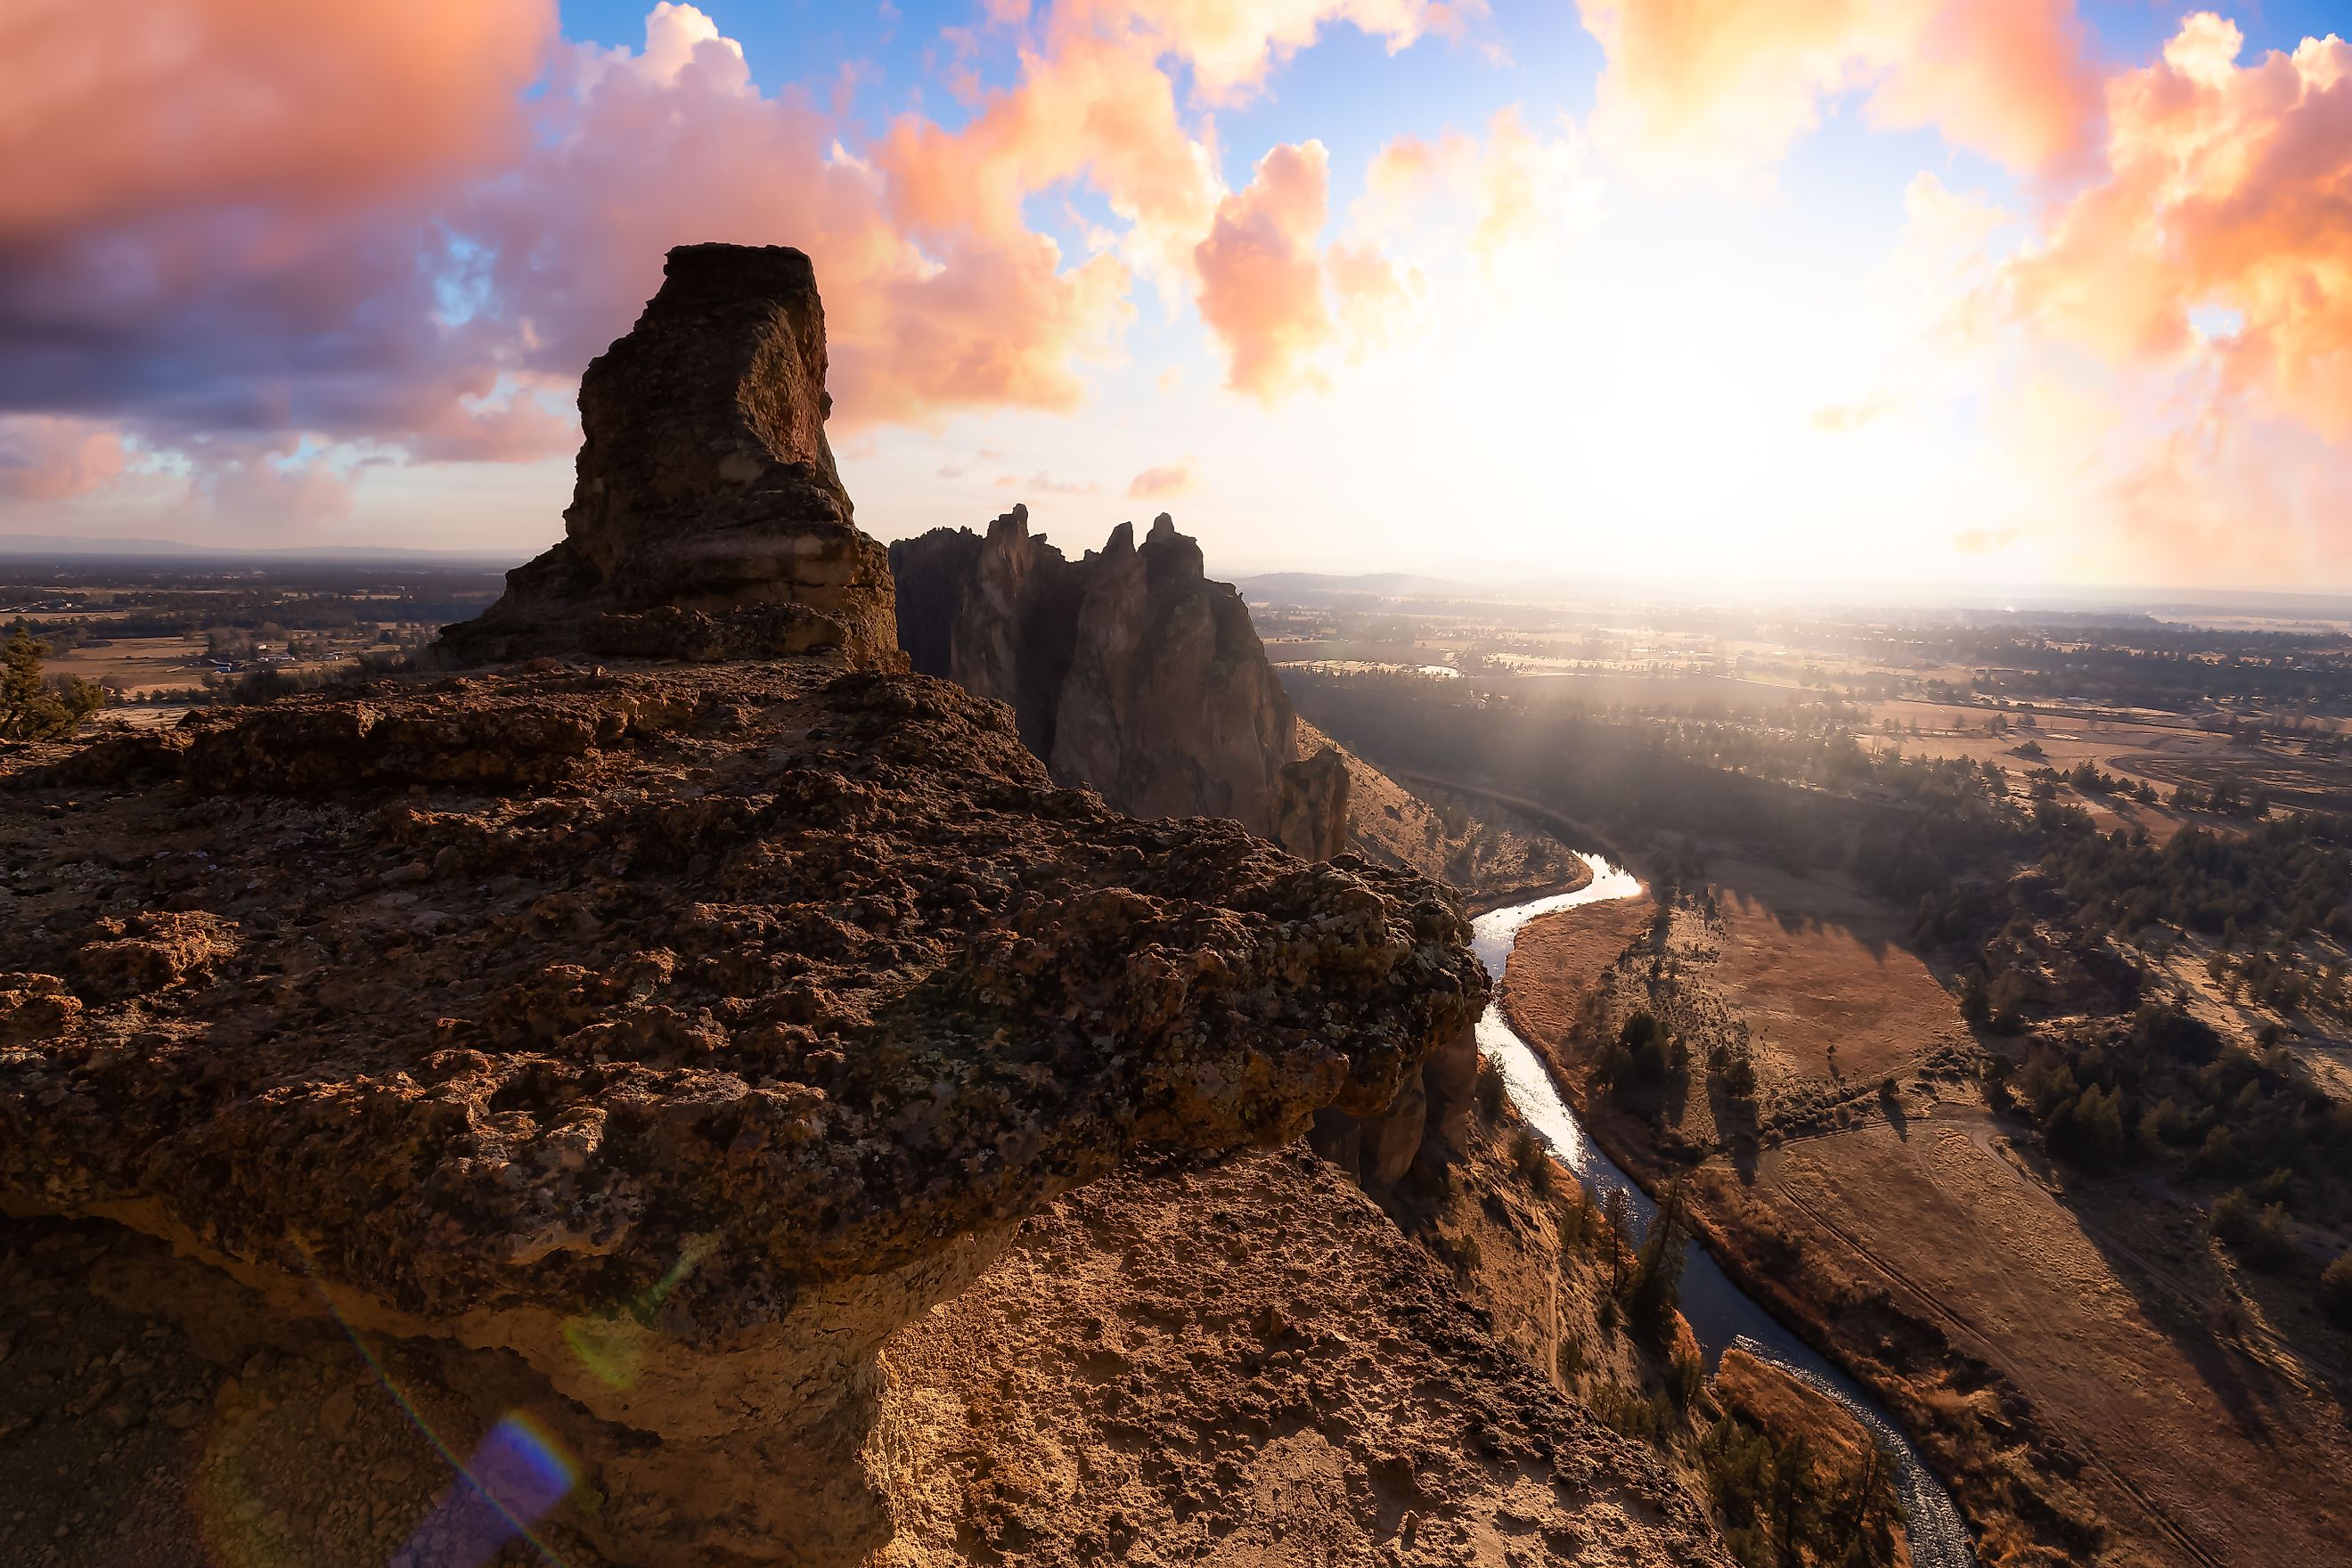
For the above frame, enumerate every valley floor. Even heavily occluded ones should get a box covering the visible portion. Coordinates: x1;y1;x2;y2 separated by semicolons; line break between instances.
1500;870;2352;1568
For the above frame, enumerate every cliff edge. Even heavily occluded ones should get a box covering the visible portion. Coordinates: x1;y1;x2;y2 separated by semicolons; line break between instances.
0;246;1480;1568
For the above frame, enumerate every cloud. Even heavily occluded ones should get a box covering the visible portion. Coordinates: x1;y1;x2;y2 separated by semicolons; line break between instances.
1195;142;1340;400
1361;106;1601;270
1575;0;2098;185
0;0;1487;537
1809;391;1896;432
2004;15;2352;437
1058;0;1482;102
0;417;131;500
1951;525;2023;555
1128;455;1200;497
0;0;556;241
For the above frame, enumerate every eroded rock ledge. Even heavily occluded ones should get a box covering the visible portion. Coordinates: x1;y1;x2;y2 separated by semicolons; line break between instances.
2;241;1487;1568
1;662;1483;1566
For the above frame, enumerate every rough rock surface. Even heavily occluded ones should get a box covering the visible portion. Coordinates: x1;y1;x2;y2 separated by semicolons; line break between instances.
440;244;899;670
0;663;1484;1567
0;241;1490;1568
0;1147;1735;1568
891;506;1348;859
878;1147;1735;1568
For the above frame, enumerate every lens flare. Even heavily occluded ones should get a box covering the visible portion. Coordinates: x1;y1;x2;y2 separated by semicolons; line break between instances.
394;1413;577;1568
559;1234;717;1390
287;1244;579;1568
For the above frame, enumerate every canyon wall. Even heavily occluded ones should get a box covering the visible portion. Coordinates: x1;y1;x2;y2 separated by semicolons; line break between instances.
891;507;1349;861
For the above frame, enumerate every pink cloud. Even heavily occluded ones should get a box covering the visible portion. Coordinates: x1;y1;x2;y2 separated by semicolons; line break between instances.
1576;0;2100;184
1;0;1483;536
1195;141;1339;401
0;418;131;501
2005;15;2352;437
0;0;555;241
1128;456;1200;497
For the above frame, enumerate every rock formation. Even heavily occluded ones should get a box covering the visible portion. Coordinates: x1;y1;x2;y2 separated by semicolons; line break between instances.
441;244;900;669
0;245;1483;1568
890;506;1351;860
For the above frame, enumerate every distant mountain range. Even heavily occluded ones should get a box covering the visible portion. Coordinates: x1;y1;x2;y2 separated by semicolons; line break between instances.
0;533;524;564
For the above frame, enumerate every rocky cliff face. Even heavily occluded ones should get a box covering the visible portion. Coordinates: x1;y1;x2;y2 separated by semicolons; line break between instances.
891;507;1349;860
0;247;1481;1568
441;244;900;670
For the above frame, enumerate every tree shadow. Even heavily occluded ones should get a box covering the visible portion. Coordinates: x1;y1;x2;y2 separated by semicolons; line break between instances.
2015;1142;2352;1443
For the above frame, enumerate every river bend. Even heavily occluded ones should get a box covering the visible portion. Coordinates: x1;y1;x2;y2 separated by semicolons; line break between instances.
1474;854;1975;1568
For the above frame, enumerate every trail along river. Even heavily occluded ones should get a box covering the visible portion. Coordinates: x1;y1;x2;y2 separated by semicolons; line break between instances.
1474;853;1976;1568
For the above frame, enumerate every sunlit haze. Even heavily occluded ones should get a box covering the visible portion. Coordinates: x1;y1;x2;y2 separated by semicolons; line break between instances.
3;0;2348;593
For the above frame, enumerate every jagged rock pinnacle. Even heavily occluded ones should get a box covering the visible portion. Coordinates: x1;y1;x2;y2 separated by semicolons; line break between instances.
440;243;901;669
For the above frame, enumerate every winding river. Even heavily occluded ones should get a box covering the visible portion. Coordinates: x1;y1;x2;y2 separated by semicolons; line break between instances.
1475;853;1976;1568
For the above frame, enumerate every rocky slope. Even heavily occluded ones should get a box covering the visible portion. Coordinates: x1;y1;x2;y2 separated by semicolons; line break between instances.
0;245;1483;1568
0;243;1750;1568
878;1147;1731;1568
891;508;1347;860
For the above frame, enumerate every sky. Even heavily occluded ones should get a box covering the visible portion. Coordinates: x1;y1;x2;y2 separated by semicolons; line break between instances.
1;0;2348;592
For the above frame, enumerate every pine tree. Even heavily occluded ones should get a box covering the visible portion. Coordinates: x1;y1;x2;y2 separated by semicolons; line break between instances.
0;628;107;742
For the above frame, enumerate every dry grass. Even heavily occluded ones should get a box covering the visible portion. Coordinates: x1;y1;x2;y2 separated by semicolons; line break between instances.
1498;896;1657;1049
1707;859;1967;1086
1505;865;2352;1567
1760;1120;2352;1568
43;635;210;696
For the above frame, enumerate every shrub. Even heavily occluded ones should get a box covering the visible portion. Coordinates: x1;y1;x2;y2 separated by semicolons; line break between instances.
1475;1057;1507;1120
1508;1128;1556;1198
2322;1254;2352;1329
0;628;109;742
1668;1347;1703;1409
1627;1184;1691;1341
1588;1381;1671;1444
2212;1188;2296;1271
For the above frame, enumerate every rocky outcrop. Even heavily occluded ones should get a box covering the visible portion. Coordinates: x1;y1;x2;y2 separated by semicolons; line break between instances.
1274;740;1350;862
0;664;1485;1568
880;1147;1736;1567
891;507;1350;860
440;244;899;670
0;246;1484;1568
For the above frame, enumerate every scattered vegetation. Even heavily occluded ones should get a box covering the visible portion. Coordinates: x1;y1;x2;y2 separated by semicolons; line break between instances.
0;628;109;741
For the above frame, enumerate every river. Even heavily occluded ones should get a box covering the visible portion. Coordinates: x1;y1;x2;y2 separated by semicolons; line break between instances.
1474;853;1976;1568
